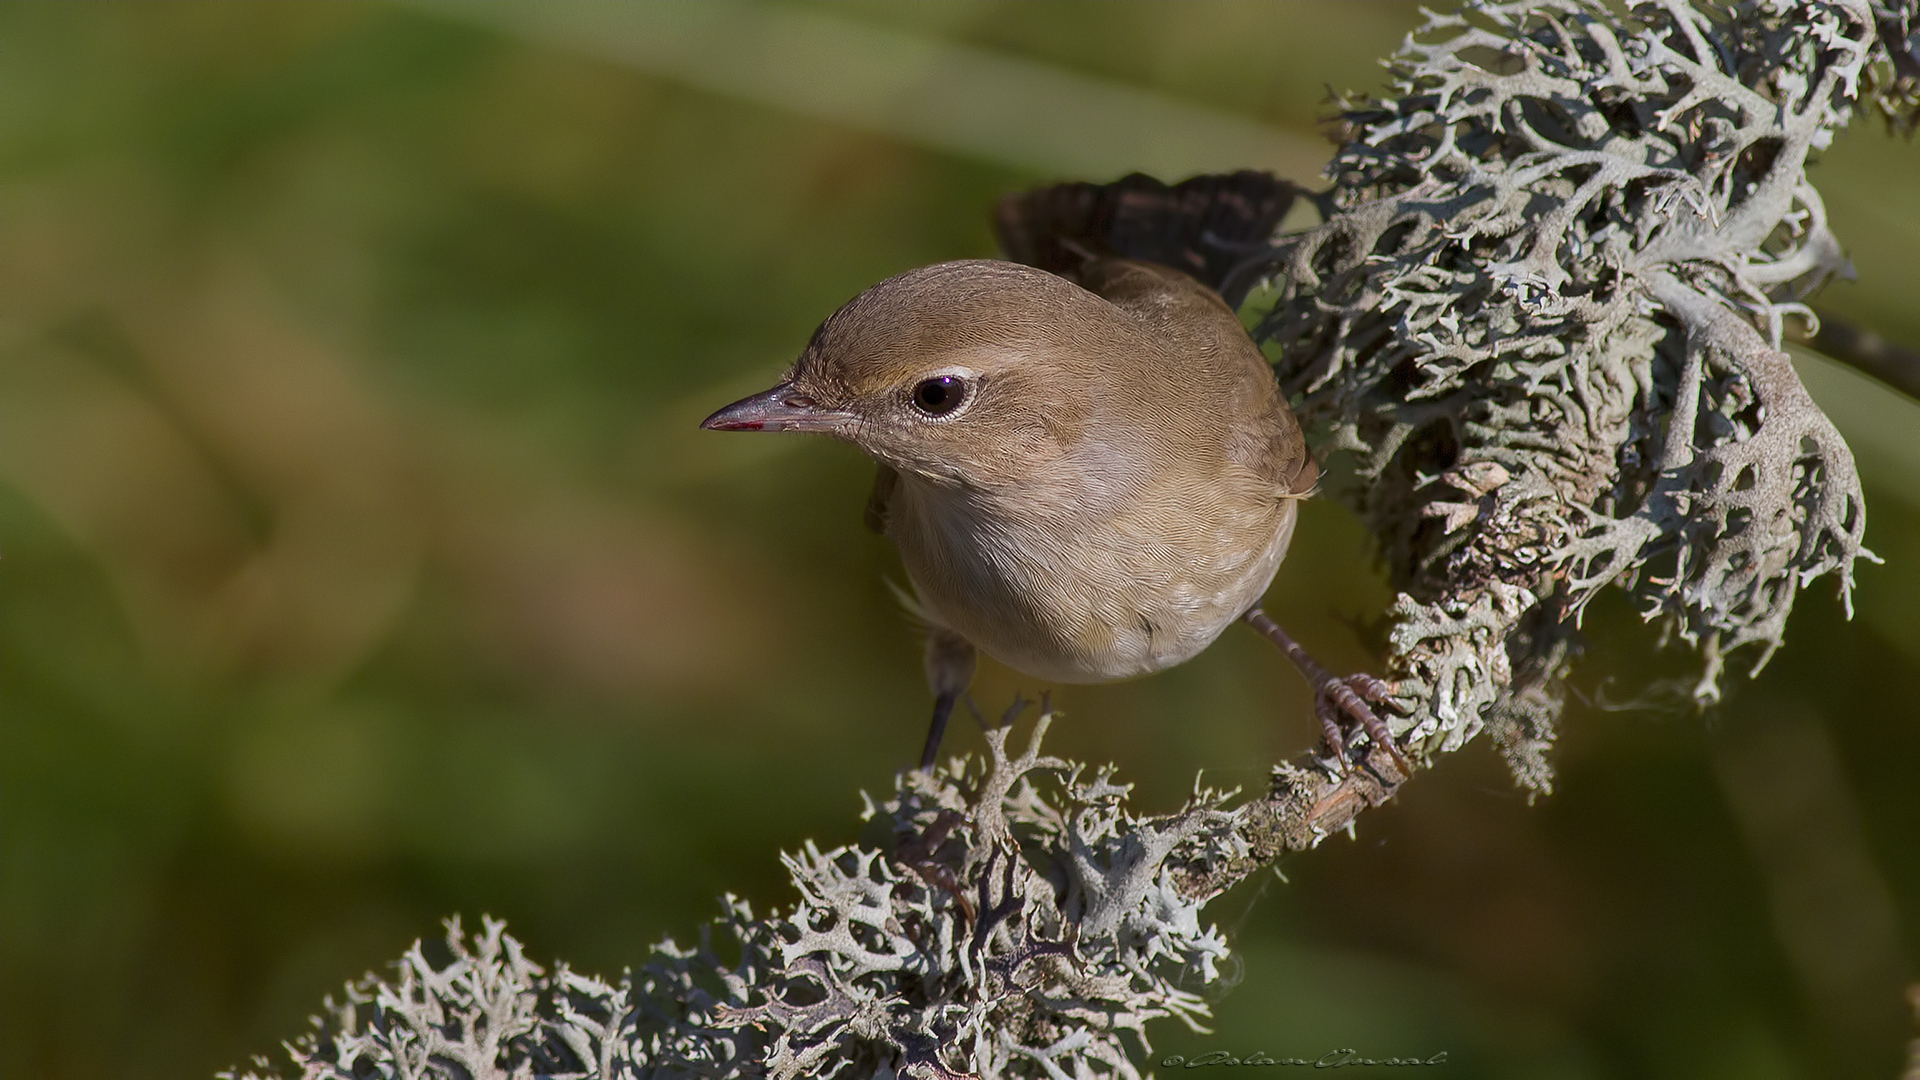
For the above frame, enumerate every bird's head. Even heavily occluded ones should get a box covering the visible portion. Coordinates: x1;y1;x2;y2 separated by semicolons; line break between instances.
701;260;1113;488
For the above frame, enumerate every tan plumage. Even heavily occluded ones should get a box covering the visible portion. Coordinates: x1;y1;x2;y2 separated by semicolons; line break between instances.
704;173;1405;774
838;258;1315;683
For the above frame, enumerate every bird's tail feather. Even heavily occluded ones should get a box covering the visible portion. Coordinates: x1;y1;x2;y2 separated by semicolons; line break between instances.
994;171;1301;305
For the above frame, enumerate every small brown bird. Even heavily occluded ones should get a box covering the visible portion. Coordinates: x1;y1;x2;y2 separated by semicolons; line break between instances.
703;173;1405;774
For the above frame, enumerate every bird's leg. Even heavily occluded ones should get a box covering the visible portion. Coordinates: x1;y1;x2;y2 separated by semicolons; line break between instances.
920;692;960;773
1243;606;1411;776
919;626;978;771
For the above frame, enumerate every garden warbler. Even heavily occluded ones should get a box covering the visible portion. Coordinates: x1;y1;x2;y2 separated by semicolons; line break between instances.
703;173;1406;774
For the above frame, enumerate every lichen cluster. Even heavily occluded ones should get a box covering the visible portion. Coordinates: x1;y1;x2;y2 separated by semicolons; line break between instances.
1249;0;1888;789
228;714;1252;1079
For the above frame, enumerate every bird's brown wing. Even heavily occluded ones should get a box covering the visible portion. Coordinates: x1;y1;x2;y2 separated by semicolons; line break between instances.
993;169;1315;499
1078;258;1318;499
864;462;899;534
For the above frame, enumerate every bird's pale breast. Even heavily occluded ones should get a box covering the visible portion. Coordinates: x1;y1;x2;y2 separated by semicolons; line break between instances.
889;452;1300;684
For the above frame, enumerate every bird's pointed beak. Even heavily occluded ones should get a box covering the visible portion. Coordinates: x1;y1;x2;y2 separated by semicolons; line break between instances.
700;382;848;434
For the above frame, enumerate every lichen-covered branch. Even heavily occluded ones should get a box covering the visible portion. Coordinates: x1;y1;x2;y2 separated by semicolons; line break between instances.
228;1;1912;1076
224;714;1403;1080
1247;0;1891;790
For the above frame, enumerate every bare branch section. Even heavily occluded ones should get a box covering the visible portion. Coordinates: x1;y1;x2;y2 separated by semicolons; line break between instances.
1806;313;1920;401
229;1;1911;1077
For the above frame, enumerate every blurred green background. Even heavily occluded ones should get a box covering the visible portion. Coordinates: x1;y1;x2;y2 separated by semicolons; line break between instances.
2;3;1917;1078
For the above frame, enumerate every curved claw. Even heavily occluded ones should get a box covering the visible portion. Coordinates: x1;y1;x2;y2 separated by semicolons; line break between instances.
1346;674;1395;704
1315;675;1410;777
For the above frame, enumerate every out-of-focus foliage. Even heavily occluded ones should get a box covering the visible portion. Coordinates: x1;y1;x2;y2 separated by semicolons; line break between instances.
1;3;1916;1080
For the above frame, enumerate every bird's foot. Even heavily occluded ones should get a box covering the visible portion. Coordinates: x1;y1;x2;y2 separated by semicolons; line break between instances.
1243;605;1413;779
1313;672;1410;778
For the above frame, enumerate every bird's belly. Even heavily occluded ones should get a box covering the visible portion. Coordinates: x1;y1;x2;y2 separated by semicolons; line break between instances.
900;498;1298;685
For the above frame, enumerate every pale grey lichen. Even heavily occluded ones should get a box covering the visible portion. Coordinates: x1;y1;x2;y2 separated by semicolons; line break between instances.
228;714;1251;1080
1246;0;1895;791
230;1;1914;1076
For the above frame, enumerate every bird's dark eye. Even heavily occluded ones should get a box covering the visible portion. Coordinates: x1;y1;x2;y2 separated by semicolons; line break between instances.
911;375;968;416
